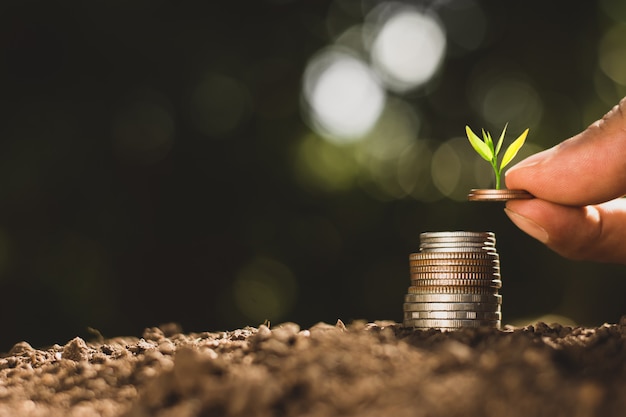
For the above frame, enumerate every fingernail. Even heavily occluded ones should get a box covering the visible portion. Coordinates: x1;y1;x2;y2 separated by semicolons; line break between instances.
504;208;549;244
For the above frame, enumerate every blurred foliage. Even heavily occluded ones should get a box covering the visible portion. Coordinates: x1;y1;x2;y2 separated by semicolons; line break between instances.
0;0;624;351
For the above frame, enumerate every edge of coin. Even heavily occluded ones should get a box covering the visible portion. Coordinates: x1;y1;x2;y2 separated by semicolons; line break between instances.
404;293;502;303
403;318;501;328
467;188;534;202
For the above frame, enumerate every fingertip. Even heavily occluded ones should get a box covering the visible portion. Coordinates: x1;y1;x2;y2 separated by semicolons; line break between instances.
504;207;549;244
505;199;604;261
503;149;551;193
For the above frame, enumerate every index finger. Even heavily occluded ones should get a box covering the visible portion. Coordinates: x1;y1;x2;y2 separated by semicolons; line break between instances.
505;96;626;206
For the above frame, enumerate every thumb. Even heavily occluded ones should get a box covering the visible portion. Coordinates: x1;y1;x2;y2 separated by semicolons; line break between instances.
504;198;626;264
505;96;626;206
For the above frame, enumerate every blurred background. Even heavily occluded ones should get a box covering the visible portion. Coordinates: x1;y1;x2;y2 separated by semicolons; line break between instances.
0;0;625;351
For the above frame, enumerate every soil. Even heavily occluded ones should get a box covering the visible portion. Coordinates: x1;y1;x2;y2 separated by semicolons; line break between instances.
1;319;626;417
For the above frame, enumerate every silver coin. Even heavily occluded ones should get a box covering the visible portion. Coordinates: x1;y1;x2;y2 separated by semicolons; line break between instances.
404;311;502;320
410;272;500;280
403;302;502;312
420;231;494;239
419;245;495;252
409;258;500;267
420;233;495;240
420;247;497;253
404;293;502;303
419;238;496;246
420;242;495;249
403;318;501;329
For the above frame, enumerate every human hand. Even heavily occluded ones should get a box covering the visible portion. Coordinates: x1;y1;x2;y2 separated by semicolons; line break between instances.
504;96;626;265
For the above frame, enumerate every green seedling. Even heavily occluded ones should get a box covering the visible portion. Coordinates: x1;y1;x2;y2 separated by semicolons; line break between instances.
465;124;529;190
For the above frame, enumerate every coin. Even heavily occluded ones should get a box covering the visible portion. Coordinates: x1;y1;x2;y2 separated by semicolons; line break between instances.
411;276;502;288
410;265;500;273
420;235;495;242
409;252;499;261
418;242;497;251
407;286;500;294
410;272;501;280
420;244;495;250
411;279;502;291
403;318;500;328
420;246;496;253
404;310;502;320
419;238;496;247
420;231;495;239
404;293;502;304
467;188;533;202
403;302;502;312
409;258;500;267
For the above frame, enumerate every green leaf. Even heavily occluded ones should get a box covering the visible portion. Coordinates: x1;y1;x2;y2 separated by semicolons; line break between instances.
482;129;494;153
494;123;507;156
500;128;529;170
466;126;493;162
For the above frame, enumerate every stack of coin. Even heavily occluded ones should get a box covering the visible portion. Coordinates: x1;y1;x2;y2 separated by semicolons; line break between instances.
403;231;502;330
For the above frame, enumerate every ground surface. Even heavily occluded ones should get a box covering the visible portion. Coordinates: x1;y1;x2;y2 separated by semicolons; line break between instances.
1;319;626;417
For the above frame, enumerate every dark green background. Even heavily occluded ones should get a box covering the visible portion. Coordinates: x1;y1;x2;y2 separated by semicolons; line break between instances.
0;0;624;351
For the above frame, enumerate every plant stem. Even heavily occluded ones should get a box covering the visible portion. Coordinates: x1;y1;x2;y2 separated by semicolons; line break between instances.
491;161;501;190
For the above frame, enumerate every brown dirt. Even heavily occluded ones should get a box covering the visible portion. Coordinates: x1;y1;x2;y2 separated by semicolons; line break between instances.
1;319;626;417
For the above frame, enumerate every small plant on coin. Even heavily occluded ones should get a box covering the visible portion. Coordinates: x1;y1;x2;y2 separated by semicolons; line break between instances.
465;124;528;190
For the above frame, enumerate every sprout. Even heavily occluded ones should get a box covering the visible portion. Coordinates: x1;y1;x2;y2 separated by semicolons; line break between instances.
465;124;529;190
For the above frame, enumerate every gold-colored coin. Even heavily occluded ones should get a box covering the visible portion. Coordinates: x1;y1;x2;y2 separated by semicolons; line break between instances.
410;272;500;280
410;279;502;288
467;188;533;202
407;286;500;294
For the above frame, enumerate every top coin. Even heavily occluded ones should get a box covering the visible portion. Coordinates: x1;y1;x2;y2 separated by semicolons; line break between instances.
467;189;533;202
420;231;494;239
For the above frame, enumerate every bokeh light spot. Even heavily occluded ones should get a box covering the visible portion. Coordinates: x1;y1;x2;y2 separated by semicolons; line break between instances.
439;0;486;56
433;137;490;200
431;140;461;198
293;133;359;192
302;48;385;143
189;73;252;138
470;71;543;128
232;257;297;323
600;0;626;24
355;97;420;162
599;23;626;86
397;140;443;202
369;5;446;93
353;98;420;200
